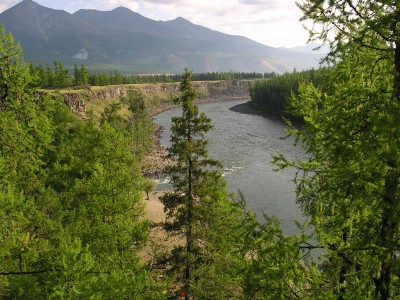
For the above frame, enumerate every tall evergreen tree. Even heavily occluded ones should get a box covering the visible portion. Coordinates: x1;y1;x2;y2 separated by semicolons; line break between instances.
80;64;89;85
160;69;222;299
73;63;80;85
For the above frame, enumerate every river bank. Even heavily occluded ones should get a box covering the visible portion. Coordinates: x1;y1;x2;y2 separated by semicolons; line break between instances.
140;100;273;251
139;101;261;264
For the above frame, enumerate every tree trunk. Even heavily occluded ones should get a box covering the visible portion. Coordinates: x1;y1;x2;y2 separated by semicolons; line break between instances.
374;164;398;300
185;119;193;300
374;11;400;299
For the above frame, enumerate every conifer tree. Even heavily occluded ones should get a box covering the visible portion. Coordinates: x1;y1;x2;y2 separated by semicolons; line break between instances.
73;63;80;85
80;64;89;85
53;61;70;86
274;2;400;299
161;69;221;299
0;26;161;298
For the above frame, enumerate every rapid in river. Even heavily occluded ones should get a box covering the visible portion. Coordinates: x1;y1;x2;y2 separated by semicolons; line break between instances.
153;99;305;235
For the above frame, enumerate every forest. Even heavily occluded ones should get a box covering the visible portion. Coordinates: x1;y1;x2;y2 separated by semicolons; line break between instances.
1;1;400;299
248;67;329;119
28;62;268;89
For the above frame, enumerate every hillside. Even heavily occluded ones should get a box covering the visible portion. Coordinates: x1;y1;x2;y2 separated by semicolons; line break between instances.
0;0;323;73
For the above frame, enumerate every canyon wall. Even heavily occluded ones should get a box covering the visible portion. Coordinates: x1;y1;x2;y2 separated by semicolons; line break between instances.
60;80;254;115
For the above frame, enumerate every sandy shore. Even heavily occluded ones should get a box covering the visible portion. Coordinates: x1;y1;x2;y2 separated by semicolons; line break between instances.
144;191;167;223
140;191;183;264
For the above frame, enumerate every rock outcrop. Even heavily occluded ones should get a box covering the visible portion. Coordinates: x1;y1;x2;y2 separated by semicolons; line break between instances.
141;127;175;177
61;80;254;115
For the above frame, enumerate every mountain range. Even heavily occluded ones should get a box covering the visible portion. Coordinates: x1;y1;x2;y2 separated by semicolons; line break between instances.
0;0;323;73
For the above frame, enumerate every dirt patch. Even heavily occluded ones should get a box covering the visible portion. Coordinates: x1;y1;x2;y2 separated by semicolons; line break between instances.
140;191;183;265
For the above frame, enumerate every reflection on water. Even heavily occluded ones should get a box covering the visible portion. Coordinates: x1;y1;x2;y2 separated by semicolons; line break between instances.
153;99;305;235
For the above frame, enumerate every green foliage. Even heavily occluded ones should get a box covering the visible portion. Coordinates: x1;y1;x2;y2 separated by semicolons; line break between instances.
161;69;220;297
73;64;89;86
88;70;265;86
242;215;312;300
124;90;154;159
29;61;266;88
144;179;157;200
0;26;31;108
53;61;71;87
0;25;161;298
274;1;400;298
249;68;330;118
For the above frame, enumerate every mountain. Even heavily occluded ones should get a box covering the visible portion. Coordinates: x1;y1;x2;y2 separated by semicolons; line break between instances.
280;42;330;55
0;0;323;73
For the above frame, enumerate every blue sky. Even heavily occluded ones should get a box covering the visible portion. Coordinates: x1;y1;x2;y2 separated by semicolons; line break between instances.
0;0;310;48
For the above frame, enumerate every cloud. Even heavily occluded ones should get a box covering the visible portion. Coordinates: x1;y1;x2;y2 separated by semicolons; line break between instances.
239;0;279;7
0;0;19;12
141;0;184;3
126;0;307;47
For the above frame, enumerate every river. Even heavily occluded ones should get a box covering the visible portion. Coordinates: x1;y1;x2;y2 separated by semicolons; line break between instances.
153;99;305;235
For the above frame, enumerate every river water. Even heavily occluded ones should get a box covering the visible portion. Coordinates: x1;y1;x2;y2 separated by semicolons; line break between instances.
153;99;305;235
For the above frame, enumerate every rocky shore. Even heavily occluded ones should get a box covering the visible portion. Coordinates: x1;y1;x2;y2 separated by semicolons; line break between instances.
141;124;175;177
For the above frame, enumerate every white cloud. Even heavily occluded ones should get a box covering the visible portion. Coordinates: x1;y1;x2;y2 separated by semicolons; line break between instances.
130;0;308;47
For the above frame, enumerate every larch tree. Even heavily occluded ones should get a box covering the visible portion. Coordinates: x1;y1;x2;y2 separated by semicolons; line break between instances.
273;1;400;299
0;26;161;298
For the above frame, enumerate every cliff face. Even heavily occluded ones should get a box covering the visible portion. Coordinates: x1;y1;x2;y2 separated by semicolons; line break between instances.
62;86;127;114
61;80;254;115
194;80;252;101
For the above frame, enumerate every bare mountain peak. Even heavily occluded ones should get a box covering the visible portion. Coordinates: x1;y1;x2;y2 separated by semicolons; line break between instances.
74;8;98;13
169;16;193;25
16;0;36;8
112;6;133;13
15;0;67;14
19;0;34;5
11;0;43;13
74;5;153;23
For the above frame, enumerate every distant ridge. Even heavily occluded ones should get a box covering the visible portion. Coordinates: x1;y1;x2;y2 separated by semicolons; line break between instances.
0;0;323;73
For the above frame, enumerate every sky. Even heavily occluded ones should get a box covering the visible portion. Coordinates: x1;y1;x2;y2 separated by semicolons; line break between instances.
0;0;310;48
